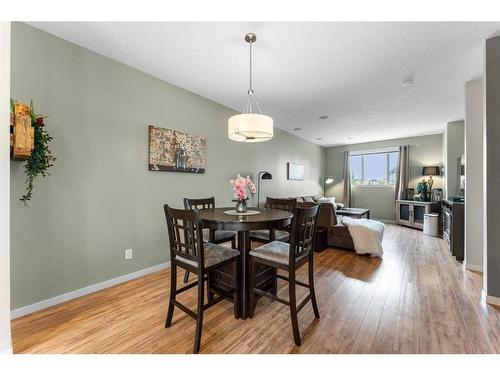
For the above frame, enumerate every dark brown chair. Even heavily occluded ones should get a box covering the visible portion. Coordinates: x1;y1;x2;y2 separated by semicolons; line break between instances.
248;204;320;346
163;205;239;354
183;197;237;283
249;197;297;243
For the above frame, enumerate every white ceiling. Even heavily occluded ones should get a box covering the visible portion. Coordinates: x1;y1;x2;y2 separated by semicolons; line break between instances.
29;22;500;147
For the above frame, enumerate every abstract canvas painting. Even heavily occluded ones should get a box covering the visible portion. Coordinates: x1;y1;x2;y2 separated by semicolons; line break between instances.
148;125;206;173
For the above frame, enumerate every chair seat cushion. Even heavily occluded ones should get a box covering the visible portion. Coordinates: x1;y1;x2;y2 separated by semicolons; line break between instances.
202;229;236;243
249;241;290;265
249;229;289;242
175;243;239;269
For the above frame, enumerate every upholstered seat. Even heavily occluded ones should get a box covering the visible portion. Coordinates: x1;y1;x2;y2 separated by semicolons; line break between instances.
249;229;289;242
176;243;239;269
249;241;290;265
250;240;307;266
202;228;236;243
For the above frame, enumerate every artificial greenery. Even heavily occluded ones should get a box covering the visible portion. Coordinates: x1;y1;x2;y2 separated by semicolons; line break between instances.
11;99;56;205
416;179;428;195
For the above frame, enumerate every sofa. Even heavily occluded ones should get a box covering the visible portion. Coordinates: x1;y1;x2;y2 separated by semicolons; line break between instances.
285;195;355;250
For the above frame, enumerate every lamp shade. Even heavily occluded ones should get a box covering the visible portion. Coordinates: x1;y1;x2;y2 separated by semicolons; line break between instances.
261;172;272;180
228;114;273;142
422;166;440;176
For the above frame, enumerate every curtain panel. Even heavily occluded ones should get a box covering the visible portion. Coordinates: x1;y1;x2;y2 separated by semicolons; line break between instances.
342;151;351;208
395;145;410;202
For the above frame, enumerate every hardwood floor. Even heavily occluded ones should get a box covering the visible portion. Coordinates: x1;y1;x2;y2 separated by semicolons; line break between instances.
11;224;500;354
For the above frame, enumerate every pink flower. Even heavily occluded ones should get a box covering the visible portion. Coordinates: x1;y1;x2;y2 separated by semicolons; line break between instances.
230;173;256;201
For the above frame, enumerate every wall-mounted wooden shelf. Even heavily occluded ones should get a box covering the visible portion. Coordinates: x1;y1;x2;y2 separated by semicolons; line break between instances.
10;103;34;161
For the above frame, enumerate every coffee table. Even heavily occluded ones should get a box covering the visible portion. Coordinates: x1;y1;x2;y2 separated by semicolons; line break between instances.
336;207;370;219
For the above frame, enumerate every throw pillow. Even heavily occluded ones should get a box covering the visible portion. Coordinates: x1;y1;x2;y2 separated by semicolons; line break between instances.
318;197;336;205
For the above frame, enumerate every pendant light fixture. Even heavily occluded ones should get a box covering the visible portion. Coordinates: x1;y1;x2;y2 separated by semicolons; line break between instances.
228;33;273;142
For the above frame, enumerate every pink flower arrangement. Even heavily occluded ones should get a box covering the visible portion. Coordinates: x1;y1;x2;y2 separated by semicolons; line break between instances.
230;174;256;202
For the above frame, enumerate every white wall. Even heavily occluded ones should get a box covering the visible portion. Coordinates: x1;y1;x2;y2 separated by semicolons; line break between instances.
444;120;465;197
465;79;484;271
0;22;12;354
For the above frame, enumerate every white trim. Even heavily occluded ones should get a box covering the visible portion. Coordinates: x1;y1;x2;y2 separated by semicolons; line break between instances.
0;21;12;357
377;219;397;224
11;262;170;319
465;263;483;272
350;147;399;156
0;348;13;354
486;294;500;307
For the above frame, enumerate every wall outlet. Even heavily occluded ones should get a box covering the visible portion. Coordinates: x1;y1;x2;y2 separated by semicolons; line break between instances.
125;248;133;260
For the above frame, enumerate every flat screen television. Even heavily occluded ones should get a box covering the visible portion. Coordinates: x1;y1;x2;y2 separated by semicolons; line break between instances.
287;162;305;181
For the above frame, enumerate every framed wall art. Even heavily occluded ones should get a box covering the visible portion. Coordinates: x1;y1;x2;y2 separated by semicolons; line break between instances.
148;125;206;173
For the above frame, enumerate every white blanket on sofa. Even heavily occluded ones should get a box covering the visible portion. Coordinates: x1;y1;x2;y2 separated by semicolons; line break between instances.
341;217;385;258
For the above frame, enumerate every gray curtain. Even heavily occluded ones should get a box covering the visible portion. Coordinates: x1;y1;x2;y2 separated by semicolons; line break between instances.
342;151;351;208
395;145;409;202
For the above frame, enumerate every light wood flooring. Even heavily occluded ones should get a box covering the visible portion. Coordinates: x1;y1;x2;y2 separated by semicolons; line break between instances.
11;224;500;353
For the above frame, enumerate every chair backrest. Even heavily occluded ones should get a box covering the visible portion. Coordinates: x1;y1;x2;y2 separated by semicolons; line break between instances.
299;201;337;227
265;197;297;212
183;196;216;210
288;204;320;264
163;204;205;269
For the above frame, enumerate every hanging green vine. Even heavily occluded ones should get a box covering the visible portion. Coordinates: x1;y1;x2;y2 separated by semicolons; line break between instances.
11;99;56;205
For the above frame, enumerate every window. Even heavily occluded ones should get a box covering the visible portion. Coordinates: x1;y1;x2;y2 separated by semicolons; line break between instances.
350;151;398;186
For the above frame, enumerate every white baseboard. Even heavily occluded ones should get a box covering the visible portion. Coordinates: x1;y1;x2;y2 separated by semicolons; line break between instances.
465;263;483;272
11;261;170;320
486;294;500;307
380;219;396;224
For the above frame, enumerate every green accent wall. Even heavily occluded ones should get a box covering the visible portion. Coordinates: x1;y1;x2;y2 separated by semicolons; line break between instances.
10;23;325;309
324;134;444;221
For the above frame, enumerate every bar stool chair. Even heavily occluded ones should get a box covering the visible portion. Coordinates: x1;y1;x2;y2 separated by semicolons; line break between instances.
163;205;240;354
248;204;320;346
249;197;297;243
183;197;237;283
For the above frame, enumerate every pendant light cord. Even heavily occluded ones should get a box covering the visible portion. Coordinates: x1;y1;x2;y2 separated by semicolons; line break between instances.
242;34;263;115
249;40;253;94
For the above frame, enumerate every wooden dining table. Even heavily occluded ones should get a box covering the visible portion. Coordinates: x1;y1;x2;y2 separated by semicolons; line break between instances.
200;207;293;319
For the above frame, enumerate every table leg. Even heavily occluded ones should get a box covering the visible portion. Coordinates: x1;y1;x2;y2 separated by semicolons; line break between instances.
367;211;370;219
237;230;251;319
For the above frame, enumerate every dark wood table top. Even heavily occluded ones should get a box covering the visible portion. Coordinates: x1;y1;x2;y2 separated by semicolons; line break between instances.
200;207;293;231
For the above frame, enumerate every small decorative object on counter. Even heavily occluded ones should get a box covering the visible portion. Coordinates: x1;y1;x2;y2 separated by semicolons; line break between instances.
230;174;256;213
11;99;56;205
416;179;429;201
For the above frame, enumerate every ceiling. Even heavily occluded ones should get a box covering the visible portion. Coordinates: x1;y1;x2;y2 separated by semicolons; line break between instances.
29;22;500;147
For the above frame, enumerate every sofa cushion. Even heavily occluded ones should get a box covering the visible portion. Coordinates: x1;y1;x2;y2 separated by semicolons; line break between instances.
318;197;336;205
330;222;352;237
302;196;315;202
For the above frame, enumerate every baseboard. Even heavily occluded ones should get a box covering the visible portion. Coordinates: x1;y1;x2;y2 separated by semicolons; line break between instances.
11;261;170;319
377;219;396;224
465;263;483;272
0;347;13;354
486;294;500;307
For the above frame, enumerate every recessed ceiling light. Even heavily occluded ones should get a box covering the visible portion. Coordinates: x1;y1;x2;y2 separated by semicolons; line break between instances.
316;137;323;140
318;115;329;120
401;79;413;87
293;127;302;131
